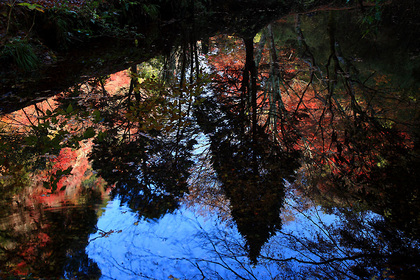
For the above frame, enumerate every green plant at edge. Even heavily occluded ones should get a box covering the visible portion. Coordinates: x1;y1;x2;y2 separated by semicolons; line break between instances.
1;38;39;71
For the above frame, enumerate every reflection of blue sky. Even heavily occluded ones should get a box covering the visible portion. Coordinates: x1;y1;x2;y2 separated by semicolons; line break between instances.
86;122;363;279
87;199;254;279
86;192;364;279
86;137;360;279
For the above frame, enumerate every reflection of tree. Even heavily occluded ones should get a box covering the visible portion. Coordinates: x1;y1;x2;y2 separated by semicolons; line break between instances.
227;11;420;242
84;53;202;219
204;10;419;273
90;129;195;219
88;192;419;279
0;87;108;194
195;93;299;263
333;210;420;279
0;79;110;278
286;12;420;240
200;32;301;263
259;196;420;279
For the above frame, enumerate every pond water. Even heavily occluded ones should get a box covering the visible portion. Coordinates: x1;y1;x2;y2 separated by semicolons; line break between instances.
1;5;420;280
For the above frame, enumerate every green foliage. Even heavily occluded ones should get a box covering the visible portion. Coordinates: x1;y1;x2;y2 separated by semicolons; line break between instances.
124;66;208;133
360;0;387;37
137;57;164;79
117;0;160;18
43;166;72;192
17;2;45;13
141;2;160;19
0;38;39;71
81;173;100;188
3;0;43;38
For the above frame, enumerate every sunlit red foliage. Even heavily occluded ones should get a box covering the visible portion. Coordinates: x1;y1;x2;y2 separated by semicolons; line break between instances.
12;231;51;275
0;99;56;133
0;69;133;278
207;35;246;93
105;70;131;92
1;70;133;209
208;35;245;69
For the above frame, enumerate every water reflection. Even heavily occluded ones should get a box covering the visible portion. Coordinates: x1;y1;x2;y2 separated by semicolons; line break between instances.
0;202;104;278
90;128;195;219
1;5;419;279
87;189;420;279
87;199;251;280
195;94;299;263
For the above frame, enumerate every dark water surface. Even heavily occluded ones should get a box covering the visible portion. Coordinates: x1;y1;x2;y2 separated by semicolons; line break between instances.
1;6;420;280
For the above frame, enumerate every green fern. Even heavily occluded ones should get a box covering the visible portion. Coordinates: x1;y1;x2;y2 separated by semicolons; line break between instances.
142;3;160;19
1;39;39;71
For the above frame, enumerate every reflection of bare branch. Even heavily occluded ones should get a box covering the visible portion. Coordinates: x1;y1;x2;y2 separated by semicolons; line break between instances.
108;254;158;280
261;253;374;267
89;228;122;243
195;221;250;280
21;108;37;129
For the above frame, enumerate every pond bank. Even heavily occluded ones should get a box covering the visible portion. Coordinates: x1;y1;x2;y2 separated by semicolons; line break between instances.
2;0;403;114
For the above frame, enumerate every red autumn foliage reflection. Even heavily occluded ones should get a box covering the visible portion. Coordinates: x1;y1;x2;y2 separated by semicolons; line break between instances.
205;28;415;202
0;71;134;278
